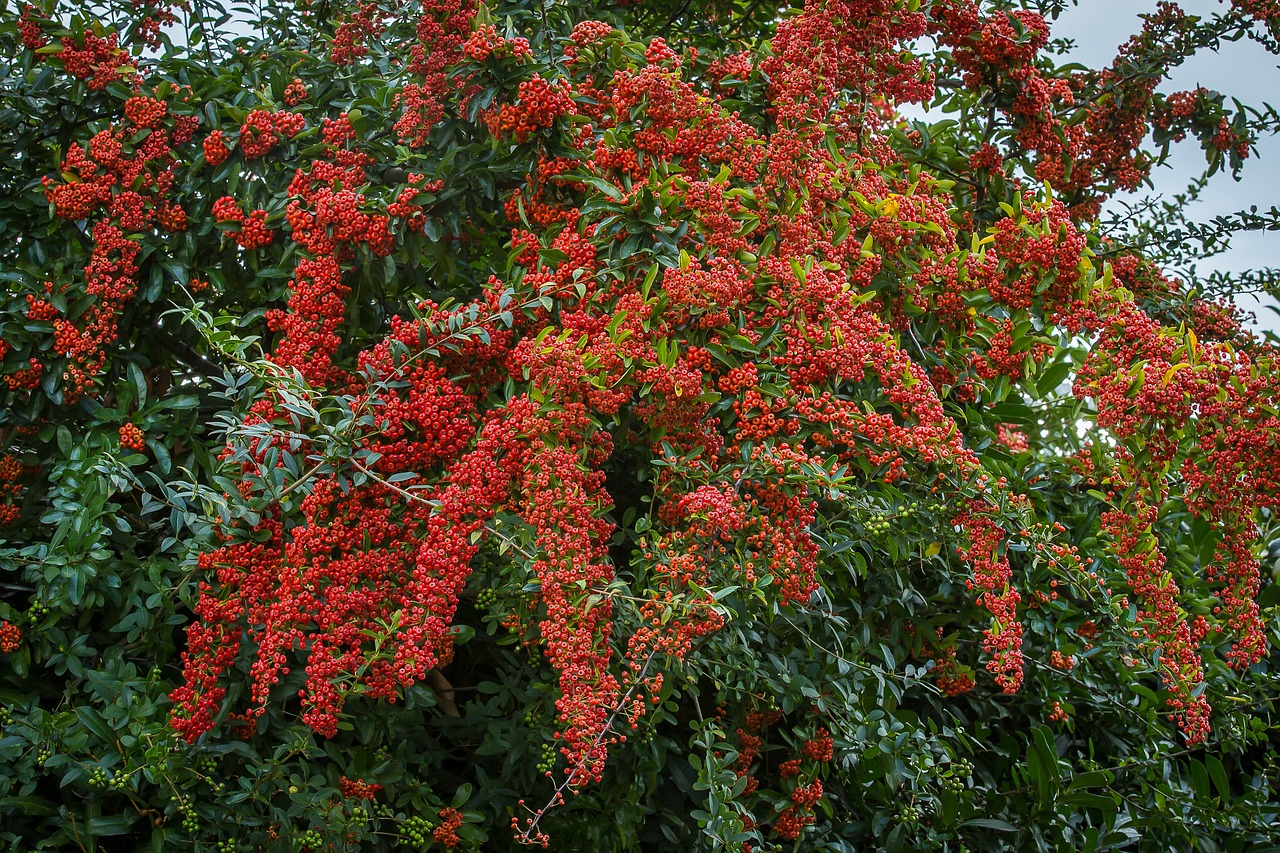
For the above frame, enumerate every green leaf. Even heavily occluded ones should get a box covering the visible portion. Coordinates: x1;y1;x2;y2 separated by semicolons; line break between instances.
128;362;148;407
1204;754;1231;803
0;796;57;817
87;814;137;836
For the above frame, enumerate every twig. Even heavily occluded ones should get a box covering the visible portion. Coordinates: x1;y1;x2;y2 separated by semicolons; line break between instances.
516;650;659;845
661;0;694;38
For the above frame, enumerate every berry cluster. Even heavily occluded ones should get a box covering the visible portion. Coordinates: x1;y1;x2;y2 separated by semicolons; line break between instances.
0;454;36;526
238;109;304;159
329;2;386;66
213;196;276;249
0;621;21;653
485;75;576;142
203;130;231;166
119;423;146;452
432;807;463;847
395;0;476;147
131;0;185;49
338;776;383;800
954;505;1024;693
37;84;192;400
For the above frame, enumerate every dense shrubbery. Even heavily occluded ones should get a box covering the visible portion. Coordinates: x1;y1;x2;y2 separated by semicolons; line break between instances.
3;0;1280;849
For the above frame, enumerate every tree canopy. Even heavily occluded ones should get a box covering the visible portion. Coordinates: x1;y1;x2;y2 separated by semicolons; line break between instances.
2;0;1280;849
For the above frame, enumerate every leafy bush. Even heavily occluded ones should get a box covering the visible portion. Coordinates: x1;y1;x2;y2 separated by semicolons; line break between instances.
2;0;1280;850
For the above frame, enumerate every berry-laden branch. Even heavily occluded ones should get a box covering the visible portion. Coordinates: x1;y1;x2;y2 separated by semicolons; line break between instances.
512;649;658;848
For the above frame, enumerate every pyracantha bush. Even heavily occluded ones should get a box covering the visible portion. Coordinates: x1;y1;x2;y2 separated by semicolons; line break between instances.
3;0;1280;850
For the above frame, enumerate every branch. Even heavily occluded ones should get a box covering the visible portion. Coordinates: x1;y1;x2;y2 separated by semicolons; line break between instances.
515;650;659;846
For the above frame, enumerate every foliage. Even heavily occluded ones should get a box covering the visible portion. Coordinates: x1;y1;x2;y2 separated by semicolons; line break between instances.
2;0;1280;850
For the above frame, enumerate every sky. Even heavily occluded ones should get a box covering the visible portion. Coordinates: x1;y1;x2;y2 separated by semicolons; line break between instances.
1052;0;1280;334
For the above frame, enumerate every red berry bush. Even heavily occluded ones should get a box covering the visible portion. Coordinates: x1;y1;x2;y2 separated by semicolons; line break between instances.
3;0;1280;849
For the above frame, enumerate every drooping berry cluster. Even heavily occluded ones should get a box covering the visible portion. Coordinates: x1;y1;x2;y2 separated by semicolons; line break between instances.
38;88;193;400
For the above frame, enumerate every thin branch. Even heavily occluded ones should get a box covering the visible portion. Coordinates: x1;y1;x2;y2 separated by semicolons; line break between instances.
515;649;659;845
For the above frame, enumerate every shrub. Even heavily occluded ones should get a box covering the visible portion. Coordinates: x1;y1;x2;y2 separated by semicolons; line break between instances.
2;0;1279;849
